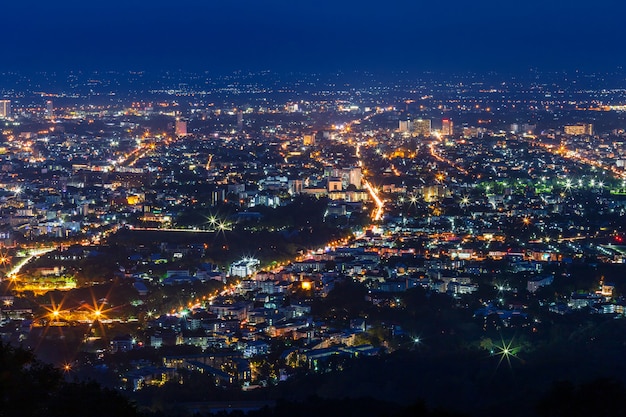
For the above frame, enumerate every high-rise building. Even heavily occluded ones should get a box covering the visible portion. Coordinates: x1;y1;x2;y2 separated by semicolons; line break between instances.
463;126;485;139
46;100;54;119
522;123;537;134
237;110;243;130
441;118;453;136
412;119;432;137
0;100;11;119
303;134;315;146
175;119;188;136
564;123;593;136
345;166;362;188
398;120;412;132
288;179;303;195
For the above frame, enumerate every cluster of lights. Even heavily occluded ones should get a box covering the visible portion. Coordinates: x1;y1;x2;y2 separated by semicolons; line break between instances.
205;215;232;232
364;181;384;221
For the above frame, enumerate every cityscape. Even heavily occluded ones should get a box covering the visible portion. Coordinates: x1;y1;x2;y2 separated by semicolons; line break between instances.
2;68;626;416
4;1;626;416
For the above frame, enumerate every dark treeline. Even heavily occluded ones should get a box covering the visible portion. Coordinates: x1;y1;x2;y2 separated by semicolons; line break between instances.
4;340;626;417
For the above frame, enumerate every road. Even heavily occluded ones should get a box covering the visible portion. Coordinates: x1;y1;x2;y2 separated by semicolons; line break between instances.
5;246;56;279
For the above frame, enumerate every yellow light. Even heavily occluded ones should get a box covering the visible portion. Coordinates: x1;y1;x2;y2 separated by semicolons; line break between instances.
301;281;312;290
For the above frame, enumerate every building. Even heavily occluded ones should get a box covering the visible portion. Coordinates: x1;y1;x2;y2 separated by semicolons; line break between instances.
441;118;453;136
288;179;303;194
412;119;431;137
237;111;243;130
110;335;134;353
398;120;412;132
229;257;260;278
564;123;593;136
0;100;11;119
527;275;554;293
327;177;342;192
303;133;315;146
343;167;362;188
462;126;485;138
175;119;188;136
208;301;249;320
46;100;54;119
422;185;448;202
522;123;536;134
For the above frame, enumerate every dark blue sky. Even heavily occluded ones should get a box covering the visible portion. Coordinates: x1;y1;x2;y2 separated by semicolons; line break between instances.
3;0;626;73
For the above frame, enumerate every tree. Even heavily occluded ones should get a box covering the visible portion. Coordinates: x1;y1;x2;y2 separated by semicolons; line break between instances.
0;342;139;417
0;342;59;416
536;378;626;417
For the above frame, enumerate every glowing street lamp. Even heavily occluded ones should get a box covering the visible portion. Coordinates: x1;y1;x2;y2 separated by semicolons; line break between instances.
493;338;521;370
208;215;218;227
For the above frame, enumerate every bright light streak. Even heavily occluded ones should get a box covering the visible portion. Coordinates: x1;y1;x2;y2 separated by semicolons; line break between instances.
364;181;384;221
5;247;55;280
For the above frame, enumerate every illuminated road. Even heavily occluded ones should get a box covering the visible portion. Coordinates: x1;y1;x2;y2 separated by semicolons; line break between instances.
356;144;385;221
521;137;626;180
5;246;56;279
129;226;214;233
364;180;385;221
128;225;230;233
429;141;468;175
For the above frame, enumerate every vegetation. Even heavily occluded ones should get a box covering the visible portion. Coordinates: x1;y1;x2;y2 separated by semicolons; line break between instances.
0;342;138;417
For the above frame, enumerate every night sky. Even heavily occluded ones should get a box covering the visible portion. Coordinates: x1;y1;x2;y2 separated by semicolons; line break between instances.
3;0;626;73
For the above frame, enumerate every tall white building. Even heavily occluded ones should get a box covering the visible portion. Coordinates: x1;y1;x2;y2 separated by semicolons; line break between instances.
175;119;188;136
0;100;11;119
345;166;362;188
398;120;412;132
46;100;54;119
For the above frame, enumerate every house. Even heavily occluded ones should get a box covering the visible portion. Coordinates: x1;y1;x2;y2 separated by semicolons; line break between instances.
122;366;175;391
110;335;134;353
527;275;554;293
243;340;270;358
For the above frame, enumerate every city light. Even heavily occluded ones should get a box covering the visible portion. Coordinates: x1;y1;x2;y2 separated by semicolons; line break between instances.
493;339;522;370
1;64;625;411
364;181;384;221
